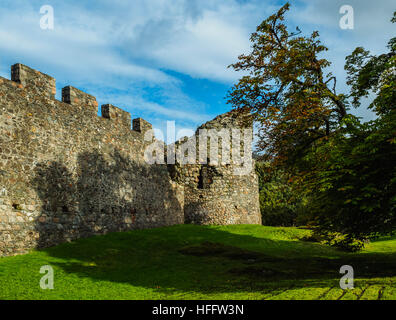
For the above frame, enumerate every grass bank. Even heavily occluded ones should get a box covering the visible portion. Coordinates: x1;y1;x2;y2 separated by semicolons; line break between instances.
0;224;395;300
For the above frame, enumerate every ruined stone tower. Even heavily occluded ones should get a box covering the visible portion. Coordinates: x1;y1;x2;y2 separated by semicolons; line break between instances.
0;64;261;256
170;111;261;225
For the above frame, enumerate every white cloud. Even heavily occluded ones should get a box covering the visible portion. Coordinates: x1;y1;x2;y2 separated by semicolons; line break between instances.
0;0;393;125
124;2;262;82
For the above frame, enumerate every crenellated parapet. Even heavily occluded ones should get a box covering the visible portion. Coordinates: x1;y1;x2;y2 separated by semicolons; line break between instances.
5;63;153;136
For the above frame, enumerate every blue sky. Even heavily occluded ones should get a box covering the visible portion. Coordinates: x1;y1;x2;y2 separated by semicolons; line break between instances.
0;0;394;137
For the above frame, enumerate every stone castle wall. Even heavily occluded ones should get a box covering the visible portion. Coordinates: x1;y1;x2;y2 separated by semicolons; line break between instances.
0;63;261;257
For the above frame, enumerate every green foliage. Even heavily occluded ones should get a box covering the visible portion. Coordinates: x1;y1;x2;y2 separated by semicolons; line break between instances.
345;31;395;115
320;233;366;252
302;12;396;246
303;110;396;245
303;230;367;252
255;162;306;226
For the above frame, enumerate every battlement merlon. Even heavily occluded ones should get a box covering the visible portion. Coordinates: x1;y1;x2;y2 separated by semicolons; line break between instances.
133;118;153;135
11;63;56;99
62;86;98;113
102;104;132;129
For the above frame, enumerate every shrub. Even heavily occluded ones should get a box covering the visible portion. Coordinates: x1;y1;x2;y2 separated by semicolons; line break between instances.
256;162;305;227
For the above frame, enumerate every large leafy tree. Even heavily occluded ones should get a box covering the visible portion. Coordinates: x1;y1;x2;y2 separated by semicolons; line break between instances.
227;3;348;167
308;12;396;243
229;4;396;247
304;113;396;245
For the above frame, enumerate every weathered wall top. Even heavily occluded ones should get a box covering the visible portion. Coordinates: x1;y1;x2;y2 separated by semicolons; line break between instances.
6;63;152;136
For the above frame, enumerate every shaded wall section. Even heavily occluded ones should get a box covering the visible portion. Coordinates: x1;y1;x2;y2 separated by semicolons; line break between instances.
0;64;184;256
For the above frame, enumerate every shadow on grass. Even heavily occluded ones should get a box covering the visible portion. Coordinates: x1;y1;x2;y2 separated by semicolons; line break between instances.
38;224;396;296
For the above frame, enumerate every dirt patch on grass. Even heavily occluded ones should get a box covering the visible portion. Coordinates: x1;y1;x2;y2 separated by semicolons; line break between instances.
179;241;270;261
179;242;396;281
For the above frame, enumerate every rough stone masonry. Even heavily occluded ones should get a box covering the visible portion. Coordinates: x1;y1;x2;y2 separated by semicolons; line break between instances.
0;63;261;256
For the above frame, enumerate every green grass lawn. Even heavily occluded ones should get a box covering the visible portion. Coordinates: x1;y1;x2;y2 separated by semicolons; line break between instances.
1;224;395;300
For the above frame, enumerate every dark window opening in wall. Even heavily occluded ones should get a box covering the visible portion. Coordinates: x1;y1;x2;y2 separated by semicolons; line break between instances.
198;165;216;190
167;164;177;180
197;167;204;189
